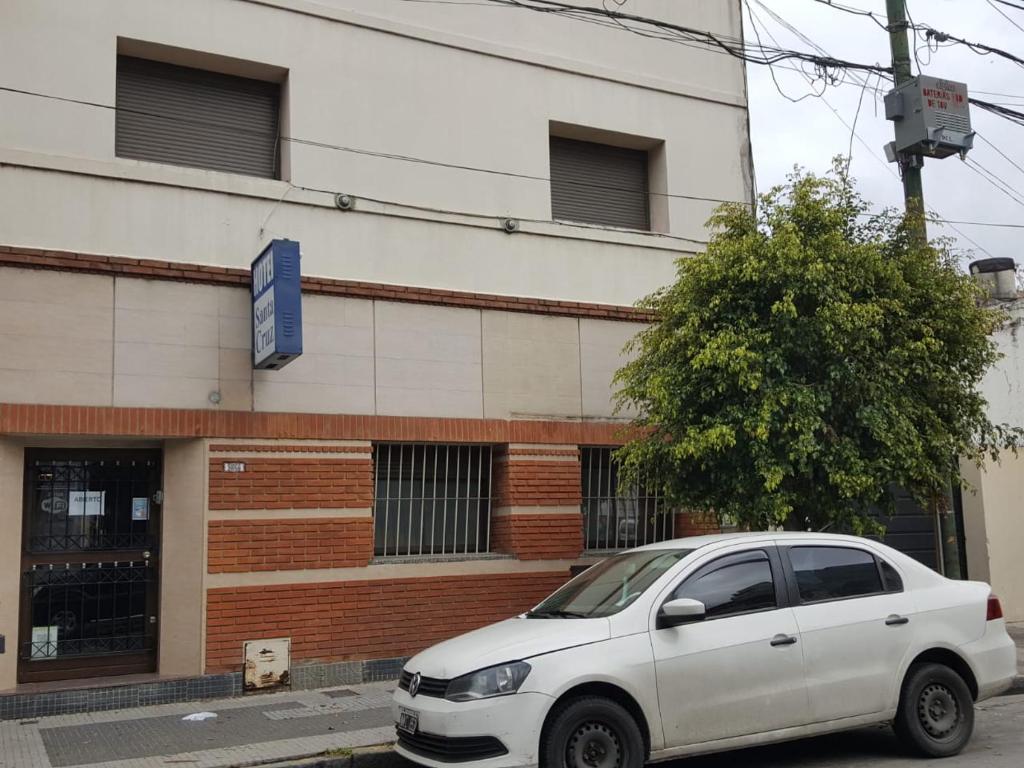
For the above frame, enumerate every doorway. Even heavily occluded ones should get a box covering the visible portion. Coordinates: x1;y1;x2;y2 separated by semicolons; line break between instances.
18;449;162;683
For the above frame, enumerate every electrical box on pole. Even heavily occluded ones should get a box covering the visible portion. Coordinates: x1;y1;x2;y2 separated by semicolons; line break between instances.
884;76;974;160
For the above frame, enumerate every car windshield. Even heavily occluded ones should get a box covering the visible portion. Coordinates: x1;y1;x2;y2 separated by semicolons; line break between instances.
528;549;693;619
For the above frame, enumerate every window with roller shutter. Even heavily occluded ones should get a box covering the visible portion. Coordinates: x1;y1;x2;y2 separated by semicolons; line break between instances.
115;55;281;179
549;136;650;230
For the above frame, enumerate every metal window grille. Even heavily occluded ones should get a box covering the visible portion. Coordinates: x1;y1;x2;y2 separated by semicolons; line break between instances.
28;457;158;553
373;444;493;557
22;562;154;659
581;447;672;551
549;136;650;230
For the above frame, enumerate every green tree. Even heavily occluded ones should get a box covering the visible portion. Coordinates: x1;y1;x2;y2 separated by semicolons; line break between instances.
614;162;1020;533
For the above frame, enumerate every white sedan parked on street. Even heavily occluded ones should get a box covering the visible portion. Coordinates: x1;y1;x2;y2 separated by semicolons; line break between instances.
392;532;1017;768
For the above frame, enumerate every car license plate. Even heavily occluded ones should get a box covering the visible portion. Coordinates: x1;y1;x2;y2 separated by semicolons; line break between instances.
398;708;419;734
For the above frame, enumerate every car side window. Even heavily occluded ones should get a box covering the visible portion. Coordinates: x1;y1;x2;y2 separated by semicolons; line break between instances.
879;558;904;593
671;550;777;620
789;546;884;603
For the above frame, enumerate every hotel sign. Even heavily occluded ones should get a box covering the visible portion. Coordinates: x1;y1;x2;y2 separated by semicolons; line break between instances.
252;239;303;370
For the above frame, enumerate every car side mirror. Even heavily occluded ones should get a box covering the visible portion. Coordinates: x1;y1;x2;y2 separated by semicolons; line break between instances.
658;598;706;628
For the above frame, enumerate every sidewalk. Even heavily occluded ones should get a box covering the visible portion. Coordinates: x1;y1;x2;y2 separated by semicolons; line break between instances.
0;681;399;768
2;626;1022;768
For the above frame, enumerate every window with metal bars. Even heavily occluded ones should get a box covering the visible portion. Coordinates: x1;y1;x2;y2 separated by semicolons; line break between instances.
373;444;493;557
581;447;672;551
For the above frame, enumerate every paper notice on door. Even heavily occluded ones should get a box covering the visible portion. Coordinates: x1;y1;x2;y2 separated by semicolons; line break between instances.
68;490;105;517
132;497;150;521
31;626;58;658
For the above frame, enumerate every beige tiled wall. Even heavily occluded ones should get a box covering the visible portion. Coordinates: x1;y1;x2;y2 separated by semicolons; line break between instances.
0;439;22;690
0;268;642;423
0;269;114;406
579;319;643;419
253;294;375;414
482;311;583;419
374;302;483;418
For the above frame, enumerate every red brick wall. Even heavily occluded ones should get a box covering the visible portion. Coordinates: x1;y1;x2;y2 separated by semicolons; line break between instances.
490;514;583;560
674;511;721;537
492;453;582;508
205;571;571;672
208;457;373;510
207;518;373;573
0;404;637;446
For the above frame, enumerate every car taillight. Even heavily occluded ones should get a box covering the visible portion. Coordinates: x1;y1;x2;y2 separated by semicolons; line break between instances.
987;594;1004;621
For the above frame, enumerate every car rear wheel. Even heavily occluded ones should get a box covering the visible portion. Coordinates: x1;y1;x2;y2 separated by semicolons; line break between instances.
894;662;974;757
541;697;644;768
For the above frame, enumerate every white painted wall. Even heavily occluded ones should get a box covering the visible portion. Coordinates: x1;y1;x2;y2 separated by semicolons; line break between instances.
981;300;1024;429
0;0;750;305
963;299;1024;620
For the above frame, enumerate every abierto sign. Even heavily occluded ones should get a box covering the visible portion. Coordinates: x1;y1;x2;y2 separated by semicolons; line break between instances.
251;239;303;370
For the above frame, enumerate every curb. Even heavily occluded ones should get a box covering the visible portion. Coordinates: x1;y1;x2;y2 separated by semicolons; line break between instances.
235;743;405;768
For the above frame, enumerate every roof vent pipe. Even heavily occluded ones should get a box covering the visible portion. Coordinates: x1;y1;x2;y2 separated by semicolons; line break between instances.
969;258;1017;301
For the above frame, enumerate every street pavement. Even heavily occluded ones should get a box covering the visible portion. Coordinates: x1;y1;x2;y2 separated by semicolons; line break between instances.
0;624;1020;768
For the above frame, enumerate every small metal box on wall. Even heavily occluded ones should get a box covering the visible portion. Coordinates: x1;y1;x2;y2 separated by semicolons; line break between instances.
884;75;974;159
243;637;291;691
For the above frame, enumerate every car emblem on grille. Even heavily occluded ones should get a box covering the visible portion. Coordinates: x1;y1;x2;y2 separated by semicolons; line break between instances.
409;672;421;698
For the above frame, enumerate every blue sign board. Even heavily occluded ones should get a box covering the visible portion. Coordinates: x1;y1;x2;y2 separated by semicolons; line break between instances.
251;239;303;370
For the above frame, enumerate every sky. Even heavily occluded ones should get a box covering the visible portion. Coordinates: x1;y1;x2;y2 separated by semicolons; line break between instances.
744;0;1024;267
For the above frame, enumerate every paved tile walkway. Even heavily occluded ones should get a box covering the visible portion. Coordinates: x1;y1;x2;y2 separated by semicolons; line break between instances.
0;682;395;768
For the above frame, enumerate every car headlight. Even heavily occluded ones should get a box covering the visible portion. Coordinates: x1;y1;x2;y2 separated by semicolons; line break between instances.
445;662;531;702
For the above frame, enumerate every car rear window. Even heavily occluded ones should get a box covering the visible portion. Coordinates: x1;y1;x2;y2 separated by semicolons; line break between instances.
879;558;904;592
789;546;883;603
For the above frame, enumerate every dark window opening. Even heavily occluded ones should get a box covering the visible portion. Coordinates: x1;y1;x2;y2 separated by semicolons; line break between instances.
549;136;650;230
581;447;672;551
116;55;281;178
373;444;492;557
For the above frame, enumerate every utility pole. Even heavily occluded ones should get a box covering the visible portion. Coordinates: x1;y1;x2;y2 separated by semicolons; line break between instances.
885;0;926;231
885;0;963;579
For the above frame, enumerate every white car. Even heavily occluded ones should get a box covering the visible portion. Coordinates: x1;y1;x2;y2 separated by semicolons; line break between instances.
392;532;1017;768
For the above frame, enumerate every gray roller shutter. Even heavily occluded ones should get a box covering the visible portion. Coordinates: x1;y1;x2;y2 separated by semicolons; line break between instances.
549;136;650;230
116;56;280;179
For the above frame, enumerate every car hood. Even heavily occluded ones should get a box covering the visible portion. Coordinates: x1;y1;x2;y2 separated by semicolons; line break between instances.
405;616;611;679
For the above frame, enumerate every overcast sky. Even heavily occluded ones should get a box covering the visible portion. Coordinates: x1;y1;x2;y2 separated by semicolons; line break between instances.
745;0;1024;266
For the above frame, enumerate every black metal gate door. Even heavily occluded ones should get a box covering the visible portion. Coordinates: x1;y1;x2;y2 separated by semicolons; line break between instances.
872;486;941;572
18;449;161;683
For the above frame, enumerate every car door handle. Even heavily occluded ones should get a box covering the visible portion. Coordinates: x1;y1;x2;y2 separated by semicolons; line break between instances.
770;633;798;647
885;614;910;626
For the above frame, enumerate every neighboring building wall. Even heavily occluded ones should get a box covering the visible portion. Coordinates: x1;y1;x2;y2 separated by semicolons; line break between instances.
965;299;1024;621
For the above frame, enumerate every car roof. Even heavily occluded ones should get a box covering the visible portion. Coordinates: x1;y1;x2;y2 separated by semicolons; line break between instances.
630;530;885;552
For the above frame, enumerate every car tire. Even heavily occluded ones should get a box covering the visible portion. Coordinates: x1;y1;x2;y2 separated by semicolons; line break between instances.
540;696;645;768
894;662;975;758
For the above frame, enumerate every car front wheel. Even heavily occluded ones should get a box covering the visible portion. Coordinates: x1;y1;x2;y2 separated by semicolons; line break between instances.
894;662;975;757
540;696;644;768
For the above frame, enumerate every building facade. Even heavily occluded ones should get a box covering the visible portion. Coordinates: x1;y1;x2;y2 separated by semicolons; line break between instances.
0;0;749;700
962;296;1024;622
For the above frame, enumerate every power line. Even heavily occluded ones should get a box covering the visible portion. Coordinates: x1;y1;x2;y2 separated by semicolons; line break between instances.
0;83;743;207
992;0;1024;12
988;0;1024;34
965;157;1024;208
482;0;892;75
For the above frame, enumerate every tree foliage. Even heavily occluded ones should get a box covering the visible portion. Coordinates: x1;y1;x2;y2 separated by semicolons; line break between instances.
614;162;1020;533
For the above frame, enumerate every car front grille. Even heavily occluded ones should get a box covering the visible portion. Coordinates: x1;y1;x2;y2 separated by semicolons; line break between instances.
399;670;450;698
397;730;508;763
